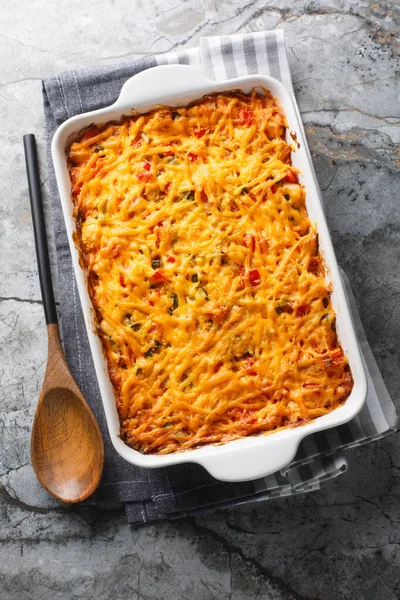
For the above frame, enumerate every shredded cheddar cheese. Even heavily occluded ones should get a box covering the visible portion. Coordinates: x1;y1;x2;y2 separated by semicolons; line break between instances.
67;90;353;455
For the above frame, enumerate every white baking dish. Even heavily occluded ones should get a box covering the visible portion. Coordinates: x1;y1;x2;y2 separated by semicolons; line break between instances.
51;65;367;482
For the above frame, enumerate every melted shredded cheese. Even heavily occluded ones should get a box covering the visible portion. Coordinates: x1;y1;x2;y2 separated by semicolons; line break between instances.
68;90;353;455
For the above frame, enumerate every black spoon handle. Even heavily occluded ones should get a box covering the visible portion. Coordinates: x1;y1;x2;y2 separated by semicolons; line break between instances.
23;134;58;325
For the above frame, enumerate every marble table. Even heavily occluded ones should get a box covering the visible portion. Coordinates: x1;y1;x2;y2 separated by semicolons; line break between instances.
1;1;399;598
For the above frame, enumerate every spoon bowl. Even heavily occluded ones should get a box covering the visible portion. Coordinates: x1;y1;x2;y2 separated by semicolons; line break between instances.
31;324;104;503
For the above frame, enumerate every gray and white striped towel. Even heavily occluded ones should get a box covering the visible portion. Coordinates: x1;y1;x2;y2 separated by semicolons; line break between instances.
42;31;397;524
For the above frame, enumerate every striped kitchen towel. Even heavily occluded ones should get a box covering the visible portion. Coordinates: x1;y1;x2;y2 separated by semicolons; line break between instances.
42;31;397;524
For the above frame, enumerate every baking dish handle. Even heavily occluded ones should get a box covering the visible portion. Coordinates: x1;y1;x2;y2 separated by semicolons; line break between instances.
113;65;213;109
196;432;303;482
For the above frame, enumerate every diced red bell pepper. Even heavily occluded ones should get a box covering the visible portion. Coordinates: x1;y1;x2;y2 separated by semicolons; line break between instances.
238;109;254;126
137;161;152;180
167;256;176;263
188;153;198;162
271;184;277;194
119;274;126;287
249;269;261;286
151;269;168;283
137;170;152;182
194;128;207;138
284;169;298;184
242;234;256;251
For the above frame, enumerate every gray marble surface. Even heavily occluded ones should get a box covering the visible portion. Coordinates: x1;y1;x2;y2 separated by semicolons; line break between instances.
1;1;399;598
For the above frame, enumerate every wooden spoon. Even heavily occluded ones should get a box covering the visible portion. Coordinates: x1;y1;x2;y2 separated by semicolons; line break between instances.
24;134;104;503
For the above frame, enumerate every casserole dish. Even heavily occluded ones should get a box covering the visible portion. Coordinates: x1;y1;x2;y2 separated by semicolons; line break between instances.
51;65;367;482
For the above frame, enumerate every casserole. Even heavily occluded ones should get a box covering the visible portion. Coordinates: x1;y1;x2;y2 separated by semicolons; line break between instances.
52;65;367;481
67;91;353;455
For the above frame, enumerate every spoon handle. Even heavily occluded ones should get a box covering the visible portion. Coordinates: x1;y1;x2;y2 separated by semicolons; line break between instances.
23;134;58;325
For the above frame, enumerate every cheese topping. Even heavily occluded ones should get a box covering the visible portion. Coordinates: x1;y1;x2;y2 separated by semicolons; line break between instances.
68;90;353;455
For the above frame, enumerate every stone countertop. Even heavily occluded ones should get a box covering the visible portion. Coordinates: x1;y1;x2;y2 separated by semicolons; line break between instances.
1;1;399;598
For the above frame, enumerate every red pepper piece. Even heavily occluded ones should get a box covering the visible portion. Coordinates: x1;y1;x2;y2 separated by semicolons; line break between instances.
238;109;254;126
137;171;152;182
249;269;261;286
137;160;151;180
243;234;256;251
271;184;277;194
167;256;176;263
284;169;298;184
119;274;126;287
188;153;198;162
194;128;207;138
151;269;168;283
